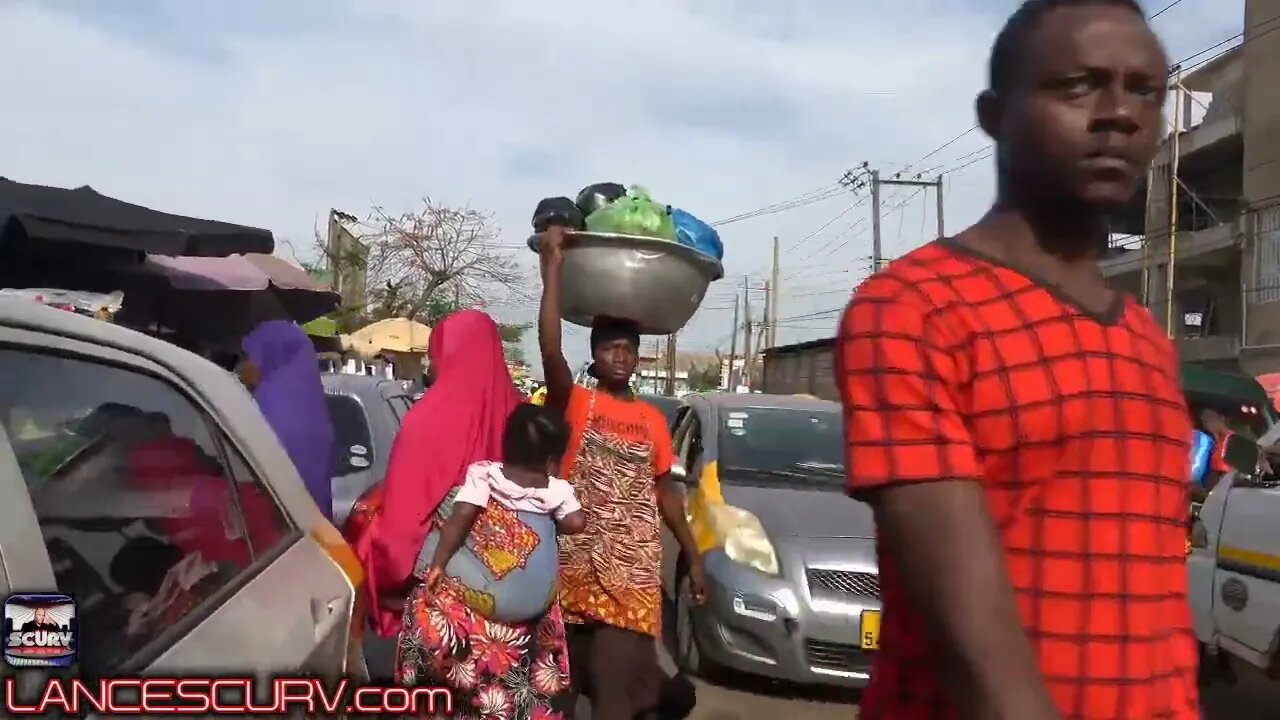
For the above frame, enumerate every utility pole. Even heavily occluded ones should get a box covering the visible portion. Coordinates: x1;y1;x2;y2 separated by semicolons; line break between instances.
935;175;946;238
742;276;753;392
868;170;947;270
1140;165;1156;308
1165;66;1183;338
727;295;739;390
871;169;882;271
652;337;661;393
761;280;771;355
769;236;780;348
664;332;677;396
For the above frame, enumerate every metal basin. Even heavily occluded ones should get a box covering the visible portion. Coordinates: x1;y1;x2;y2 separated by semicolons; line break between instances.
528;231;724;335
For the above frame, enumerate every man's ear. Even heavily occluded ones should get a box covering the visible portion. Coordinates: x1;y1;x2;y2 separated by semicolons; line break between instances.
976;90;1003;141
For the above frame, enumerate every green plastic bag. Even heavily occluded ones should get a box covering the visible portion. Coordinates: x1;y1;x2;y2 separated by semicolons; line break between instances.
584;186;676;240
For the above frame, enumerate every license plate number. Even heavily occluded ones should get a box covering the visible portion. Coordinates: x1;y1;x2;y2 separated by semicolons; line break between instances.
860;610;880;650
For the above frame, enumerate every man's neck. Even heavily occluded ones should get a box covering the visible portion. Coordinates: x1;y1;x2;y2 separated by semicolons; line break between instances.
990;190;1110;258
956;194;1115;309
976;189;1111;266
597;382;633;399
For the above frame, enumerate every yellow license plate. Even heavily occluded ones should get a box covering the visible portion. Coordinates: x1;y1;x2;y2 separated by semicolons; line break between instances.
860;610;881;650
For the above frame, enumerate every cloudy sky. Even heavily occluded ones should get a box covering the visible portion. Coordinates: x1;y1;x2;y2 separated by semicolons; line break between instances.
0;0;1245;370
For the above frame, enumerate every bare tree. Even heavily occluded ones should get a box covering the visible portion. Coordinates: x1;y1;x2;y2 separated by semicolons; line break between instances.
314;198;528;326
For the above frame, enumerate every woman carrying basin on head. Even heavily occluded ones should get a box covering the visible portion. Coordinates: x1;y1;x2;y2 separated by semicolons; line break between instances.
537;225;704;719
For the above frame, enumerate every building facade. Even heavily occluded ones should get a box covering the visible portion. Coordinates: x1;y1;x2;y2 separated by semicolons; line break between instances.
1103;0;1280;375
761;338;840;402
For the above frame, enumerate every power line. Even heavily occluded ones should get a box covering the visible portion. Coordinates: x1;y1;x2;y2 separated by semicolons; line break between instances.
901;125;978;175
709;184;846;227
1150;0;1186;20
1171;10;1280;75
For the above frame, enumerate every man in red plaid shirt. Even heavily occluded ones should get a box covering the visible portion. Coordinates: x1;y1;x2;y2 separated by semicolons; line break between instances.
837;1;1198;718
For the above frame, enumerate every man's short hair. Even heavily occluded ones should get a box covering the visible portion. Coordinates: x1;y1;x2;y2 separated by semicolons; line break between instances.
989;0;1145;94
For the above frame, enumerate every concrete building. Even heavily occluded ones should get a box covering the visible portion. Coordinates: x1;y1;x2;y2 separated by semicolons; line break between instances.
1103;0;1280;375
327;209;369;315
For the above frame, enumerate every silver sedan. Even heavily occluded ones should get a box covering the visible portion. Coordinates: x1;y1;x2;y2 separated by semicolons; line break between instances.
662;393;879;689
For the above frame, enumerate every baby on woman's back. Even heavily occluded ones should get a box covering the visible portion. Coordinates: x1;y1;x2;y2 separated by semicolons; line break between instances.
425;403;585;594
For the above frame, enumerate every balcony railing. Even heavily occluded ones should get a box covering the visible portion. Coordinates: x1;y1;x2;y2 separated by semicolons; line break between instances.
1099;221;1240;278
1153;113;1242;166
1177;334;1241;363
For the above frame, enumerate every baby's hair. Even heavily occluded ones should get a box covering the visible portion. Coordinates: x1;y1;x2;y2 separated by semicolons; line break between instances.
503;403;570;471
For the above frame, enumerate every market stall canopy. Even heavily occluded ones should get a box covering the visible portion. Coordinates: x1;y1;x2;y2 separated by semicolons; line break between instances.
302;316;339;337
344;318;431;358
0;177;274;257
142;253;330;294
302;316;342;353
114;253;339;345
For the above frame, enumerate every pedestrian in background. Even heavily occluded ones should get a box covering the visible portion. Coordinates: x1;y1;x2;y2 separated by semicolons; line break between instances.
238;319;336;520
538;226;702;719
836;1;1197;718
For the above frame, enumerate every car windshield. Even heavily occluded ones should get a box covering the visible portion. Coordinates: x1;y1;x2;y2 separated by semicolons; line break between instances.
325;395;373;477
387;395;412;422
1186;393;1272;441
717;406;845;489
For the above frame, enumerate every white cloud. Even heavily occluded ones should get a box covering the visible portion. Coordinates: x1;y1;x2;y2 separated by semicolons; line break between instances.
0;0;1246;369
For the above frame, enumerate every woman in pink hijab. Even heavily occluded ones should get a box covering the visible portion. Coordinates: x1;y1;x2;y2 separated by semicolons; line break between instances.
352;310;572;716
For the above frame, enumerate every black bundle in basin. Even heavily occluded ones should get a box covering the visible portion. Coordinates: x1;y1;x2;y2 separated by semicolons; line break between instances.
531;197;585;232
574;182;627;217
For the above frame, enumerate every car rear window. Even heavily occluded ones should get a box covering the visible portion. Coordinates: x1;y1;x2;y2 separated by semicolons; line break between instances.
325;394;373;476
388;395;412;422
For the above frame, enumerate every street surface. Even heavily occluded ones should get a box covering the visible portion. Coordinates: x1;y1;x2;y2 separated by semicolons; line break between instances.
368;614;1280;719
665;645;1280;720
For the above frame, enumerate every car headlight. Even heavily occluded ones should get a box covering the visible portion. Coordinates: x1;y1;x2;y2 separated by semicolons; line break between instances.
706;504;779;576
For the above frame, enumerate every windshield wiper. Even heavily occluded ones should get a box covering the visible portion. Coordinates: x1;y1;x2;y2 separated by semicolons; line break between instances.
725;466;809;478
795;462;844;476
727;466;844;480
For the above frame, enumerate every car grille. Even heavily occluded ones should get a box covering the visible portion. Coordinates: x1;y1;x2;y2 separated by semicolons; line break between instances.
806;568;880;599
805;639;872;673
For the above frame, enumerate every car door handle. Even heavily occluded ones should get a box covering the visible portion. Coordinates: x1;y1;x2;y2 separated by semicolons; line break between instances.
311;596;347;641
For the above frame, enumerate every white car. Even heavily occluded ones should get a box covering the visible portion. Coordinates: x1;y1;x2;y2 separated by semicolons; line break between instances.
0;298;367;701
1190;424;1280;686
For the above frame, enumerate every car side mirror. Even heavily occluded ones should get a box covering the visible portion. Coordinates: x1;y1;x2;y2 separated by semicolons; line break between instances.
1224;434;1262;476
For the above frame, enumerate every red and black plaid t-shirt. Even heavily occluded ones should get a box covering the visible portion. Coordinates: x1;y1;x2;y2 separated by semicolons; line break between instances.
837;240;1199;720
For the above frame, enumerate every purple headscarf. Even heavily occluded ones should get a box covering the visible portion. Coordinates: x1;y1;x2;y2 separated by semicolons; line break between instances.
242;320;335;519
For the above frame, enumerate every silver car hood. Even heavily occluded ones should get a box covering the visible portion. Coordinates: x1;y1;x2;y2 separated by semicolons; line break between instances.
719;480;875;540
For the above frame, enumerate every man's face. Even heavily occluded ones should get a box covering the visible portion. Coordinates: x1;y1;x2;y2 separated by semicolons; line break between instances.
998;5;1168;209
33;608;47;624
1201;410;1227;433
236;358;261;389
592;338;638;385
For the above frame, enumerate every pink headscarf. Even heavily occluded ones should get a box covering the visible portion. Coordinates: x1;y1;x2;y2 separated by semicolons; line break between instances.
355;310;521;635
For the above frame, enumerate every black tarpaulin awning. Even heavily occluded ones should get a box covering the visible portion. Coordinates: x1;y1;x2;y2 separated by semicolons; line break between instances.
0;177;274;257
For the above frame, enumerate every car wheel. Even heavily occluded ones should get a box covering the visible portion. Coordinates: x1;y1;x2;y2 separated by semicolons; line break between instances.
674;572;706;676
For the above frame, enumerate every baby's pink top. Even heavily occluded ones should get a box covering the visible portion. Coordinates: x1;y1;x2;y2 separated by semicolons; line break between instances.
454;461;581;520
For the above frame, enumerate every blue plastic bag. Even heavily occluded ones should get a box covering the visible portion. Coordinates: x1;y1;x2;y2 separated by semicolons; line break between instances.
1190;429;1214;487
671;208;723;260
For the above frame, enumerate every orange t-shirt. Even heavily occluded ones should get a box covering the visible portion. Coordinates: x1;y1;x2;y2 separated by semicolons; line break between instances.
560;385;673;480
557;385;673;636
1210;430;1233;473
837;240;1198;720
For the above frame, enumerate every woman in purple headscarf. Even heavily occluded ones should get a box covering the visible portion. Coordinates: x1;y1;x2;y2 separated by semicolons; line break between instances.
239;320;336;519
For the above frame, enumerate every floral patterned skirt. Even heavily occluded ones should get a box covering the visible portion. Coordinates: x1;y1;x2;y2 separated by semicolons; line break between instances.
397;574;572;720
